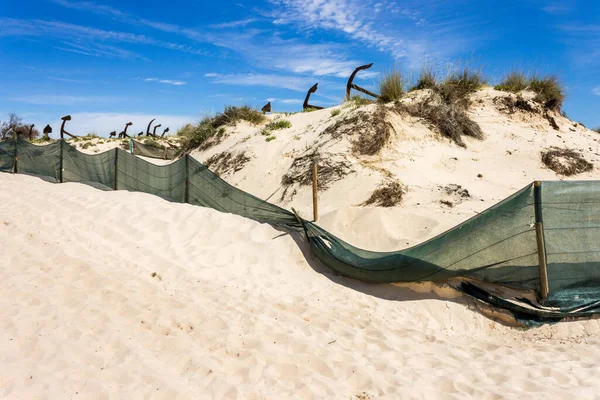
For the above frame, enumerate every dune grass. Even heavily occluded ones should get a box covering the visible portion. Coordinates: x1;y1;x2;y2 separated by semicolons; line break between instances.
410;65;437;91
495;71;529;93
529;75;565;111
438;66;486;105
212;105;266;128
378;66;404;103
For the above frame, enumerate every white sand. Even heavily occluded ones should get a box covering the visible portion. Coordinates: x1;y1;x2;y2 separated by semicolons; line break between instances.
2;172;600;399
4;88;600;398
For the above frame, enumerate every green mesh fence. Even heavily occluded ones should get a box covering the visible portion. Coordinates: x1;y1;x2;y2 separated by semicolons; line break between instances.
0;138;14;172
3;137;600;325
116;149;186;203
16;136;61;180
63;143;115;189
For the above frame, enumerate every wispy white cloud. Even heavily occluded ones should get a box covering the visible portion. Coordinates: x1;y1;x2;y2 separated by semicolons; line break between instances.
541;2;572;14
205;73;317;91
280;99;303;104
49;77;89;84
269;0;407;58
8;95;124;106
0;18;208;56
593;86;600;96
144;78;187;86
210;19;258;29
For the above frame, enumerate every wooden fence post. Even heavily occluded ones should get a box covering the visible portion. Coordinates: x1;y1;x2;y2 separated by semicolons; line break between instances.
534;181;549;301
13;135;18;173
59;140;64;183
184;155;189;203
113;148;119;190
312;162;318;222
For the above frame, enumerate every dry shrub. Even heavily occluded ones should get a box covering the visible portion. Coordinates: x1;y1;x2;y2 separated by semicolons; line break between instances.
495;95;535;114
541;148;593;176
397;95;483;148
281;153;353;200
593;127;600;134
205;151;251;176
362;181;405;207
322;105;393;155
352;105;393;155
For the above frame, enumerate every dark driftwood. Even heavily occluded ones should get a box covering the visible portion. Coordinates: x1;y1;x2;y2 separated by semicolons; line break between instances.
60;115;77;139
152;124;162;136
118;122;133;138
146;119;156;136
261;101;271;114
161;127;170;137
28;124;35;140
346;63;379;101
109;131;117;138
303;83;324;111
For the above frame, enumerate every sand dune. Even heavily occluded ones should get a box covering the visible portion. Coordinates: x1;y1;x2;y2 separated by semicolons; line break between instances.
2;172;600;399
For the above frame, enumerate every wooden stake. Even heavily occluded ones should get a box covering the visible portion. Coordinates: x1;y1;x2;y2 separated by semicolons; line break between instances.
312;162;318;222
535;222;550;301
533;181;549;301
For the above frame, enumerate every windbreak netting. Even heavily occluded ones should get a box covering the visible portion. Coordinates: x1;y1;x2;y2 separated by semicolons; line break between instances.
16;136;61;180
0;139;14;171
187;156;299;227
116;149;186;203
301;184;540;287
63;142;115;189
5;137;600;325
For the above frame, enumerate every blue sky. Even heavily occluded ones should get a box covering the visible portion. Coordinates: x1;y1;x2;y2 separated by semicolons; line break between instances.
0;0;598;136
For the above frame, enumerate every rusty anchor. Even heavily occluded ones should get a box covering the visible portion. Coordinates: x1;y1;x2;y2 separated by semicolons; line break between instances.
346;63;379;101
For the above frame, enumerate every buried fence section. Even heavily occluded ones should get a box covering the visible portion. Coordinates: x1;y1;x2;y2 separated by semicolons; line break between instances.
114;148;187;203
62;141;116;189
186;156;298;227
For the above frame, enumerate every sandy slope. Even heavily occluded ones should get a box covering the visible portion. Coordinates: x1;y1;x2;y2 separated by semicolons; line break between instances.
191;87;600;251
2;172;600;399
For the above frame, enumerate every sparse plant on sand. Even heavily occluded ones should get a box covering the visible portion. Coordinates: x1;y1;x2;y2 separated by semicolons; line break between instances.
541;148;592;176
593;127;600;133
265;135;276;142
378;66;404;103
261;119;292;136
81;142;93;149
303;107;319;113
347;95;374;107
529;75;565;111
362;181;406;207
330;109;341;117
495;71;529;93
